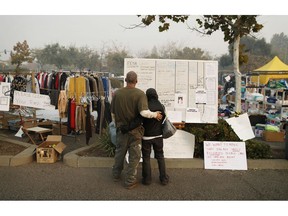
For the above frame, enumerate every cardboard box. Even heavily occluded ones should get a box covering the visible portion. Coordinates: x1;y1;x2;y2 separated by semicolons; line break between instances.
36;135;66;163
262;130;285;142
52;123;68;135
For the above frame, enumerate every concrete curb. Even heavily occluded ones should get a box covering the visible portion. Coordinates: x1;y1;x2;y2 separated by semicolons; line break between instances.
63;145;288;170
1;134;288;169
63;144;114;168
0;136;36;167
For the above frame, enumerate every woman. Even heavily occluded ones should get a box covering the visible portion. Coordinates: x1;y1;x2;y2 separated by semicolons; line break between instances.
141;88;169;186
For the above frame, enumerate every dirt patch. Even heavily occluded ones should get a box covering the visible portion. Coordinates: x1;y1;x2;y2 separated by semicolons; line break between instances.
0;137;286;159
76;146;112;157
0;141;27;156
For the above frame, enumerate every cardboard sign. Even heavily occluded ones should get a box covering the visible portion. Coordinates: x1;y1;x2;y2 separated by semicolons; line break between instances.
13;90;55;110
204;141;247;170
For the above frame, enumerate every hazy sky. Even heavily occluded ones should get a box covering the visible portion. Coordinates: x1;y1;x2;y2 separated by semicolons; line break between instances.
1;2;288;61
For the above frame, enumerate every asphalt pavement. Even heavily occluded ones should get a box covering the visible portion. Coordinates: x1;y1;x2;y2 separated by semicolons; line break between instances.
1;129;288;215
1;160;288;200
1;129;288;201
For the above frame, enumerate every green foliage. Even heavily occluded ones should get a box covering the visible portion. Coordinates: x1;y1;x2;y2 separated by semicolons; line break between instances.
96;127;115;157
185;119;272;159
225;36;272;67
138;15;189;32
245;140;272;159
219;54;233;68
196;15;263;44
34;44;101;71
143;43;212;60
109;78;123;89
271;32;288;64
10;40;34;73
34;43;68;69
185;119;240;158
106;49;131;76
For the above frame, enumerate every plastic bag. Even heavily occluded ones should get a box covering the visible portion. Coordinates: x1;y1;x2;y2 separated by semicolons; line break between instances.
162;117;177;139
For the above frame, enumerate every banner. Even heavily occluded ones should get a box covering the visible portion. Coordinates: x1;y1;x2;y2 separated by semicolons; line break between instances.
13;90;55;110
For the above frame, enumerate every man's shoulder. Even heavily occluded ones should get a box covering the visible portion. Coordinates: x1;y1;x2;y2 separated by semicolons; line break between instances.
134;87;145;94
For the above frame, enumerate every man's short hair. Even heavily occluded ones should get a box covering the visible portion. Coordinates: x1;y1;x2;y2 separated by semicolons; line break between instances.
125;71;137;84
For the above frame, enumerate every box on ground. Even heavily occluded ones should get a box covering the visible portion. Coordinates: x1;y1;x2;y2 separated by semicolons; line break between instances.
262;130;285;142
52;123;68;135
36;135;66;163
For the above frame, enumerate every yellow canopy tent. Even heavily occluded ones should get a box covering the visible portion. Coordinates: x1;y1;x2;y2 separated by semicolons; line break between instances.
250;56;288;85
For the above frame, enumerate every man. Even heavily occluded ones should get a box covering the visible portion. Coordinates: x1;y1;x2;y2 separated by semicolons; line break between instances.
111;71;162;189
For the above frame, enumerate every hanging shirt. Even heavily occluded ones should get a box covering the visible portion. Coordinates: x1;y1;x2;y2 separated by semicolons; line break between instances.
68;76;87;104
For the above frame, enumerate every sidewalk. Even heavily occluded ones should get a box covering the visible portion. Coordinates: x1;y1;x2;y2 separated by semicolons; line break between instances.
1;130;288;169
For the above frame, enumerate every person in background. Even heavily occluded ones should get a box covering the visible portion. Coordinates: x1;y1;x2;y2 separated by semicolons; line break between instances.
141;88;169;186
110;71;162;189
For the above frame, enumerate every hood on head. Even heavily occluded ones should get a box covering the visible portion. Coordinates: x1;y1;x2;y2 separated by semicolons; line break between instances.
146;88;158;100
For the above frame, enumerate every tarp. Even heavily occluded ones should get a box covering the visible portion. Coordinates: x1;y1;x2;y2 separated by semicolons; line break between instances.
251;56;288;85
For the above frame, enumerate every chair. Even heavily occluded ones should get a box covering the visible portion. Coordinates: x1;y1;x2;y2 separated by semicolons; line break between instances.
19;113;52;145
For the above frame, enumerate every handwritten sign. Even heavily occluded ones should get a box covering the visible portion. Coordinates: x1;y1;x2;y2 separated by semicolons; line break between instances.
13;90;55;110
204;141;247;170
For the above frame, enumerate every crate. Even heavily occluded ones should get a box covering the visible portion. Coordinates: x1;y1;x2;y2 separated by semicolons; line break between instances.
36;135;66;163
262;130;285;142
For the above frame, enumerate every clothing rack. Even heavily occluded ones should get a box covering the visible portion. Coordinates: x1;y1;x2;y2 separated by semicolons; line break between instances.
32;71;111;138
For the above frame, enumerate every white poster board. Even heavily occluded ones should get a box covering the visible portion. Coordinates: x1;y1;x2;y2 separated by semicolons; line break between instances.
13;90;55;110
163;130;195;158
126;130;195;162
186;108;201;123
225;113;255;141
0;82;10;111
166;110;182;123
204;141;248;170
124;58;218;123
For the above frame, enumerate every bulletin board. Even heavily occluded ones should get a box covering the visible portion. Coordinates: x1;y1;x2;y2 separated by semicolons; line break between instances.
124;58;218;123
